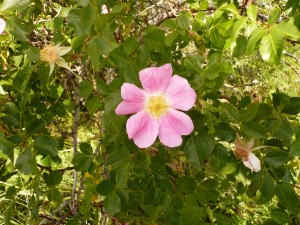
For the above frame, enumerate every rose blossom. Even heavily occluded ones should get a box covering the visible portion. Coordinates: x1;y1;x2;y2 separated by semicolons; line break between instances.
115;63;196;148
0;18;6;35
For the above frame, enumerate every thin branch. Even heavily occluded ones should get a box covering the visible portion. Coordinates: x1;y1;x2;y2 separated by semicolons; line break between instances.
281;59;300;77
283;51;300;63
39;200;71;225
71;71;81;215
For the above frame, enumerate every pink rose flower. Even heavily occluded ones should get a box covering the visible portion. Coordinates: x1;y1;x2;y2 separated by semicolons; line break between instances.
235;137;261;172
0;18;6;35
115;63;196;148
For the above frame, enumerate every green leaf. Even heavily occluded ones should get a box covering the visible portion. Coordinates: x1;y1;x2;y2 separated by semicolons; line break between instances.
284;97;300;115
183;135;203;168
285;0;300;16
220;162;238;174
96;180;115;196
0;135;16;160
289;140;300;156
177;13;190;29
72;153;94;172
6;16;32;42
106;149;131;169
176;176;197;192
271;119;294;145
123;36;139;55
85;95;103;115
15;148;36;175
104;192;121;216
96;35;118;55
95;78;112;95
103;112;125;135
271;209;290;224
34;136;58;156
181;206;205;225
0;0;29;12
257;173;275;203
109;46;129;67
272;23;300;39
241;121;266;139
220;103;240;123
268;8;281;25
264;150;289;167
247;27;268;54
259;29;285;63
5;186;17;199
80;142;93;155
215;123;236;142
47;188;62;203
247;4;257;21
246;172;263;197
88;37;102;71
43;170;63;187
67;3;96;37
26;119;46;135
164;30;180;47
232;35;247;58
13;66;34;93
210;28;225;49
119;62;139;83
27;46;41;62
211;144;228;171
104;90;122;113
161;19;178;29
116;164;129;188
184;55;204;74
79;80;93;99
276;183;300;213
196;179;220;204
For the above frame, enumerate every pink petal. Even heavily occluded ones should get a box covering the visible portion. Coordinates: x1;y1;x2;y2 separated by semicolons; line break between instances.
121;83;145;102
126;111;159;148
165;75;196;111
243;152;261;172
115;101;145;115
115;83;146;115
158;109;194;147
0;19;6;35
139;63;172;93
102;4;108;14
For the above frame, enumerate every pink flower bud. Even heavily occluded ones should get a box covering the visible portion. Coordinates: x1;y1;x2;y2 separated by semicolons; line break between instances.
0;18;6;35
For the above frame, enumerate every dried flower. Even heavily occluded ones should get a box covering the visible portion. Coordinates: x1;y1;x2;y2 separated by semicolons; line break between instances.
235;137;261;172
40;44;72;75
115;63;196;148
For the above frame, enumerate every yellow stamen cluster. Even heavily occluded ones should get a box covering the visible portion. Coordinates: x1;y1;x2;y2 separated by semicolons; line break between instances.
40;45;58;63
147;94;169;118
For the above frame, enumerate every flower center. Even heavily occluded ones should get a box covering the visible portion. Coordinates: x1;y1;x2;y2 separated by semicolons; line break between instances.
40;45;58;63
147;94;169;118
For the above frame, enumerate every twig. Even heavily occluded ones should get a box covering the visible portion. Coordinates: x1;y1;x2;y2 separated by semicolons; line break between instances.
281;59;300;77
71;71;81;215
283;51;300;63
39;200;71;224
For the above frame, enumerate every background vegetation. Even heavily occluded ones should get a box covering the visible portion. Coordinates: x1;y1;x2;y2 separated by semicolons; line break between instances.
0;0;300;224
